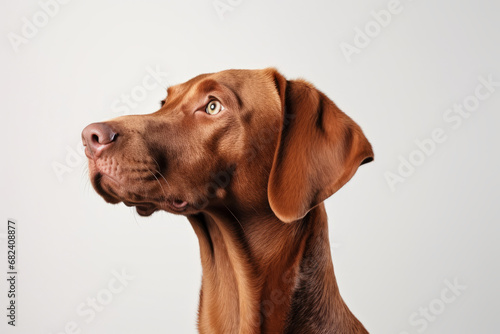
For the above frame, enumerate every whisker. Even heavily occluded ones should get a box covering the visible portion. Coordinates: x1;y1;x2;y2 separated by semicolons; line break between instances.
147;168;169;203
131;207;141;227
80;166;89;193
223;204;245;233
151;157;171;188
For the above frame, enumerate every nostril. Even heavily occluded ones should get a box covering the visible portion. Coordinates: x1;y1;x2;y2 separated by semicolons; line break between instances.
82;122;118;155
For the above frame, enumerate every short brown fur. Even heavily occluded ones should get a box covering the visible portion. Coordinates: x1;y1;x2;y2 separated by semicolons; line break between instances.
82;68;373;333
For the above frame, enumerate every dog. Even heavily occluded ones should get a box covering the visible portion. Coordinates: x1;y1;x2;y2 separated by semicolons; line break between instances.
82;68;373;333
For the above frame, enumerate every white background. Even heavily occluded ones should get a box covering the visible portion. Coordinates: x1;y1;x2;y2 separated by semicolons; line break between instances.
1;0;499;333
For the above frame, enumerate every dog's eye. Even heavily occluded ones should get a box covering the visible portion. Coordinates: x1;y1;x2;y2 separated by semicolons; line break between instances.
205;100;223;115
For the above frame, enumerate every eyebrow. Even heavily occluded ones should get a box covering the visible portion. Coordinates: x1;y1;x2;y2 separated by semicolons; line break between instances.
196;79;220;95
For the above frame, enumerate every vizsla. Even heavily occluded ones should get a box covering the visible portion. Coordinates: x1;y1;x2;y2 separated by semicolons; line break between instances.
82;68;373;333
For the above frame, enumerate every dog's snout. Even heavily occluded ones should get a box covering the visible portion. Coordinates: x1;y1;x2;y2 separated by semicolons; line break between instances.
81;122;118;158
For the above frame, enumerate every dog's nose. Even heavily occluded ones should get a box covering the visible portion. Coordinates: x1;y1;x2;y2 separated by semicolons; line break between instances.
81;122;118;158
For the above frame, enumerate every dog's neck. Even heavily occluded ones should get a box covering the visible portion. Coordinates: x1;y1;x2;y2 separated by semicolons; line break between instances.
187;204;368;334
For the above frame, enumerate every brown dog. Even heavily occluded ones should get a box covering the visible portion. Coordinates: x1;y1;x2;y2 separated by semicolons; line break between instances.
82;68;373;333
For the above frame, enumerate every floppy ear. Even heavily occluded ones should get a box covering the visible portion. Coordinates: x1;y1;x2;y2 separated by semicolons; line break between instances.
267;69;374;223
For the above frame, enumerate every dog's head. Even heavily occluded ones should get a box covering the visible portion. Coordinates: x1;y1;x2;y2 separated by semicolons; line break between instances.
82;68;373;221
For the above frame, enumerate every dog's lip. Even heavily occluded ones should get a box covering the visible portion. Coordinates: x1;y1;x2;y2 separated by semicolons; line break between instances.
124;201;150;207
92;171;156;212
123;199;188;214
92;172;121;204
90;168;189;214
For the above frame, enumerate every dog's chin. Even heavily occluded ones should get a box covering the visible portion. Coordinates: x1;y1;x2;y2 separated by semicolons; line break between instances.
120;201;156;216
134;204;157;217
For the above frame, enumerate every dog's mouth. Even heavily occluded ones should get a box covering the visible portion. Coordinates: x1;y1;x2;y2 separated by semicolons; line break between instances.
92;172;122;204
91;171;190;216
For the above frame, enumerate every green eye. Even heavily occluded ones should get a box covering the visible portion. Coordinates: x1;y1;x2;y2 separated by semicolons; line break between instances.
205;100;223;115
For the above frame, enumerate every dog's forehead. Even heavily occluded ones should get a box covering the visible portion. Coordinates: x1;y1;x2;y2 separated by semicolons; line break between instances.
169;69;267;97
161;69;280;115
